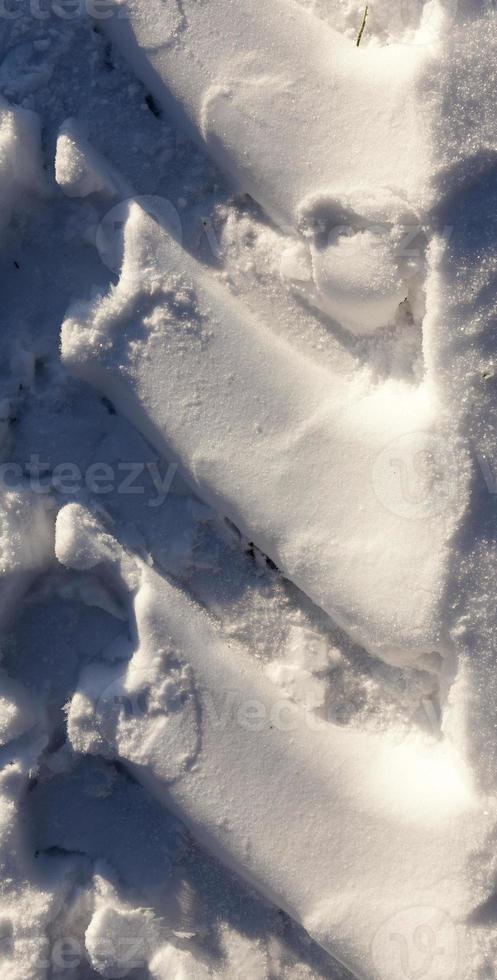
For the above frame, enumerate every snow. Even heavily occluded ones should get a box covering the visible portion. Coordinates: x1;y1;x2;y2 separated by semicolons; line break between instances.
104;0;432;333
0;97;45;234
61;200;466;669
58;503;496;980
0;1;494;978
306;226;407;335
55;118;120;199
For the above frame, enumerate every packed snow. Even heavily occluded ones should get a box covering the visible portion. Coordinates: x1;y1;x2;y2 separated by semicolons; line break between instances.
0;1;495;979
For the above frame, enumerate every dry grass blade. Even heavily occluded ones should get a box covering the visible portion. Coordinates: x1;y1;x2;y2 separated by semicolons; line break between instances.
356;4;368;46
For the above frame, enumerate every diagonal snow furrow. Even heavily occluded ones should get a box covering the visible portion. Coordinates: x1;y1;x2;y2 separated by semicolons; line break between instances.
6;2;497;976
102;0;430;230
58;503;497;980
101;0;435;335
61;201;469;669
100;2;497;341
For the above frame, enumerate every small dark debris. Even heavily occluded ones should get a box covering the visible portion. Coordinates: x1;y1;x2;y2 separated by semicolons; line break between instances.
103;41;115;71
13;261;19;269
145;93;161;118
101;396;116;415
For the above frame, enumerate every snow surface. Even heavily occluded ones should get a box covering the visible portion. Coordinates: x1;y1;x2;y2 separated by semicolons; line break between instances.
61;199;466;669
0;1;495;979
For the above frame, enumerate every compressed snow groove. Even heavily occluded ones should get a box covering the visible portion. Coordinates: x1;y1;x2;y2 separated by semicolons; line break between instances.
102;0;438;333
48;2;497;976
58;504;497;980
103;0;430;227
61;201;467;670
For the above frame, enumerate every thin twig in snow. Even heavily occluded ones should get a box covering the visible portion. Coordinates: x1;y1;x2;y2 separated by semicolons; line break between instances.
356;5;368;46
